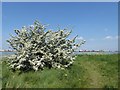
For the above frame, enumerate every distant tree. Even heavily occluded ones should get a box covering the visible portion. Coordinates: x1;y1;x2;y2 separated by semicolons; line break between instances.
7;21;85;71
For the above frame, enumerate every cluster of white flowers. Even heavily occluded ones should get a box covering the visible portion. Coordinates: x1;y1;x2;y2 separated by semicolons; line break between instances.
7;21;85;71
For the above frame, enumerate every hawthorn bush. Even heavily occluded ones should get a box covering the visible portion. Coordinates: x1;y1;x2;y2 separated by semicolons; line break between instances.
7;21;85;71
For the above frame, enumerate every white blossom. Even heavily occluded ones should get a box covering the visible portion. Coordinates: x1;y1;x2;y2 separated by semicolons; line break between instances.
7;20;85;71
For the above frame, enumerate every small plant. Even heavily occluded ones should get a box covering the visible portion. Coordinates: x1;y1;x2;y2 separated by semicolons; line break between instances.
7;20;85;71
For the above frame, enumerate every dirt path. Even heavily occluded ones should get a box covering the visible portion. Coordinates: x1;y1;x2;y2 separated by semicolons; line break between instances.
80;61;103;88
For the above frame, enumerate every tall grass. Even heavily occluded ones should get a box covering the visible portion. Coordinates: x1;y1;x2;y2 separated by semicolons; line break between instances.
1;54;119;88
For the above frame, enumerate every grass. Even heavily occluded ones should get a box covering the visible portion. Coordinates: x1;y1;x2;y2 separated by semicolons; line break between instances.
1;54;119;88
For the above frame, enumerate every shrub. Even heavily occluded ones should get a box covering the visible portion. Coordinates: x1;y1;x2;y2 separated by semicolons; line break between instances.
7;21;85;71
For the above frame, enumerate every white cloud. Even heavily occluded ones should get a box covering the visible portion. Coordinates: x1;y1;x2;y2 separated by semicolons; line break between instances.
76;37;84;40
104;36;113;40
104;35;119;40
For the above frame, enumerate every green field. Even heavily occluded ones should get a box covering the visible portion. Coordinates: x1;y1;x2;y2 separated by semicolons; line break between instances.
1;54;119;88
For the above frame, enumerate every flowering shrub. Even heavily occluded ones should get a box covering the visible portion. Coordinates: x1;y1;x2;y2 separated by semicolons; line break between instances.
7;21;85;71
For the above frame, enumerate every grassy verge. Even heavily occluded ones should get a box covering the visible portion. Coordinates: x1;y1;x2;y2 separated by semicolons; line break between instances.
1;54;119;88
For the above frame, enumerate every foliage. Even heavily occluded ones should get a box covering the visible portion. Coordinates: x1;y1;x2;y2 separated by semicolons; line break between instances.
7;21;85;71
1;54;118;88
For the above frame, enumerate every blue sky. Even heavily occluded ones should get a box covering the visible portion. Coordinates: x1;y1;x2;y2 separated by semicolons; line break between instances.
2;2;118;51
